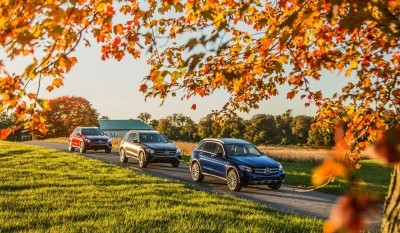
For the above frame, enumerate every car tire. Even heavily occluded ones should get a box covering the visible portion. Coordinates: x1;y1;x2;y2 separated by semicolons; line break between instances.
171;161;180;168
79;142;86;153
227;169;242;191
268;183;282;190
105;148;112;153
190;162;204;182
138;152;148;168
68;141;75;152
120;148;128;163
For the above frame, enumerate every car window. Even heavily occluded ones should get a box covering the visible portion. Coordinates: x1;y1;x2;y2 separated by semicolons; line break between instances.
202;142;215;153
133;133;139;141
139;133;169;143
81;128;103;136
196;142;206;150
225;144;262;156
213;144;224;154
123;133;131;141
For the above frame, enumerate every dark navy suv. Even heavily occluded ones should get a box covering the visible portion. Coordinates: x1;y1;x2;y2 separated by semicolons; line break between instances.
189;138;285;191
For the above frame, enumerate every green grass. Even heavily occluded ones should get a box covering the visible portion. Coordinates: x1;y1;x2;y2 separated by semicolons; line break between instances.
0;141;323;232
282;160;392;198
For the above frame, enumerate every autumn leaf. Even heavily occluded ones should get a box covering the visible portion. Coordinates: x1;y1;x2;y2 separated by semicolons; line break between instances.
324;194;379;233
191;104;196;110
139;84;148;93
312;158;351;186
0;128;12;140
366;128;400;164
52;78;63;88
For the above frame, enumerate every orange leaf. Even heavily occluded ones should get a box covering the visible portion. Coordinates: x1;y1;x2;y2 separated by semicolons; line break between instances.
0;128;12;140
324;194;379;233
46;86;54;92
312;159;350;186
191;104;196;110
52;78;63;88
367;128;400;164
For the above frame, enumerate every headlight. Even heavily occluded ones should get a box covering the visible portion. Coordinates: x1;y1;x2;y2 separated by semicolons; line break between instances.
145;148;155;154
176;148;181;154
278;162;283;171
238;165;252;173
84;139;91;143
107;139;112;143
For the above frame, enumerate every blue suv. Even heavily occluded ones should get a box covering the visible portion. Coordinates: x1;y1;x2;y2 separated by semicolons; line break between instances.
189;138;285;191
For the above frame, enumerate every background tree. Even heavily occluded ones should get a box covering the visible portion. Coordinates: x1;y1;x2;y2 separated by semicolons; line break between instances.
275;110;294;145
307;127;334;147
197;114;222;139
218;114;245;138
155;114;197;141
99;116;110;120
42;96;99;138
137;112;152;123
244;114;278;145
149;119;159;129
291;115;313;145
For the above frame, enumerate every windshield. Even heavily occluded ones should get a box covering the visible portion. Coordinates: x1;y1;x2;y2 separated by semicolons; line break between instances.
140;133;169;143
81;128;103;136
225;143;263;157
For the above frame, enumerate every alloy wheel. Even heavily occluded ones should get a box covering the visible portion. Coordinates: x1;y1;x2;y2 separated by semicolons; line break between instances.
191;163;199;180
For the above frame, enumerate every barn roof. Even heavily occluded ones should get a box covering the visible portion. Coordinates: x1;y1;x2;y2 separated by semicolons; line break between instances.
98;120;153;131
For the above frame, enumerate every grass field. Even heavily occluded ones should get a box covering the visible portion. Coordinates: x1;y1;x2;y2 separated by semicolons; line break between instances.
42;138;392;198
282;160;392;198
0;141;323;232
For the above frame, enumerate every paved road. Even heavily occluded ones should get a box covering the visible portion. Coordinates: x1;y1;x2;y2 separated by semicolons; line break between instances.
24;141;382;230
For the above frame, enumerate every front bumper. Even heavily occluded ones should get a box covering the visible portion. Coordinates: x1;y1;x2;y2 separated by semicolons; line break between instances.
84;141;112;150
239;170;285;185
146;153;181;163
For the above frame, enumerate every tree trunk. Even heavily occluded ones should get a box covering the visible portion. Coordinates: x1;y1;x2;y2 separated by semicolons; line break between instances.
381;163;400;233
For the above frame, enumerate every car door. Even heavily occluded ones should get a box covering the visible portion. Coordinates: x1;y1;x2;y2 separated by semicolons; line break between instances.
124;133;135;156
72;128;81;147
198;142;214;174
208;143;229;178
130;133;141;157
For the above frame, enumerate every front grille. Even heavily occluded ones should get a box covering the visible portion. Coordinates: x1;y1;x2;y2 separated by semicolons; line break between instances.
155;149;177;156
254;167;279;174
93;139;108;144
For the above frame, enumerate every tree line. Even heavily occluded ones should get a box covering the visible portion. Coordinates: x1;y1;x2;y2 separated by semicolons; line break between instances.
139;110;333;147
1;96;397;148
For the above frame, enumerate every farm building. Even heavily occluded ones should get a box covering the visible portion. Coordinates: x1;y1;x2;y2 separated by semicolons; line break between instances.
98;120;153;138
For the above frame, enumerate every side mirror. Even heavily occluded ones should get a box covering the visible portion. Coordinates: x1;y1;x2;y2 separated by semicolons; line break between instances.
77;133;81;136
132;139;139;143
216;152;225;158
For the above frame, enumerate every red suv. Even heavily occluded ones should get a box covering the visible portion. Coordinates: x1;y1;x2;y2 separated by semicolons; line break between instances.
68;127;112;153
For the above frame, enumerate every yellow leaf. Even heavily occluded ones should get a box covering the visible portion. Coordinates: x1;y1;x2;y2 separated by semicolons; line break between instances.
350;60;358;69
279;55;288;64
345;68;352;77
253;66;263;75
52;78;63;88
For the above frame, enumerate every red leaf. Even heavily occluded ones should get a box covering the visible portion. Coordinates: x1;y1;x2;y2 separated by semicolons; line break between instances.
0;128;12;140
367;128;400;164
139;84;148;93
191;104;196;110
